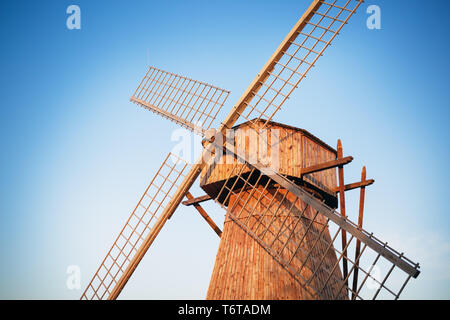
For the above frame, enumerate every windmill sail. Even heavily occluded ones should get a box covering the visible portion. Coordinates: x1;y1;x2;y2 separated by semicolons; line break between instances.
220;0;363;131
81;153;192;300
131;66;230;135
208;152;420;300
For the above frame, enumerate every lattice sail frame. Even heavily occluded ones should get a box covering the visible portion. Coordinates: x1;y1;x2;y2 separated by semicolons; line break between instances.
81;153;191;300
206;148;420;300
221;0;363;131
131;66;230;135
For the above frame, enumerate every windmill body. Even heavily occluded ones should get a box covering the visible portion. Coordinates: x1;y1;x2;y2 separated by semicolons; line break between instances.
204;121;346;299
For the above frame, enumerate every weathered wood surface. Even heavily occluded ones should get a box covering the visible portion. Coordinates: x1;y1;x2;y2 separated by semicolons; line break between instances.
185;192;222;237
200;120;338;202
206;187;347;300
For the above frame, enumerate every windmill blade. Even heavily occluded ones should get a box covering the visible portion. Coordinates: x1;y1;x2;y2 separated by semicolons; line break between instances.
131;66;230;135
208;148;420;300
220;0;363;131
81;153;194;300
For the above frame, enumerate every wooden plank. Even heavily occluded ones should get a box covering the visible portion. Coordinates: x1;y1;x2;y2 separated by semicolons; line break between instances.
182;194;212;206
300;156;353;176
333;179;374;193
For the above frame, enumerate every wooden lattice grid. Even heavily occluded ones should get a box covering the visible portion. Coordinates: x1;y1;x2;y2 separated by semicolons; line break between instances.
131;66;230;135
210;158;420;300
81;153;191;300
232;0;364;131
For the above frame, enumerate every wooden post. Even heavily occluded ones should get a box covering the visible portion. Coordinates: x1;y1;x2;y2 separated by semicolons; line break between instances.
352;166;367;299
337;139;348;288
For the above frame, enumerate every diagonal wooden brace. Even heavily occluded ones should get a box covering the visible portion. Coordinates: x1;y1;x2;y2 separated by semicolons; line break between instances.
186;191;222;237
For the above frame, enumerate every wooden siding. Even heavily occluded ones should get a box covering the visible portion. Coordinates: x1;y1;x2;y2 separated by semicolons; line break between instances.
206;188;347;300
200;121;337;200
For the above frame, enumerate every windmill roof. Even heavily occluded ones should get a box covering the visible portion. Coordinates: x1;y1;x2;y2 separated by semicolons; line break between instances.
232;119;337;155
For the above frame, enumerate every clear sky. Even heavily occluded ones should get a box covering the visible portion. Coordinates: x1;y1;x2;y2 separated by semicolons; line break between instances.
0;0;449;299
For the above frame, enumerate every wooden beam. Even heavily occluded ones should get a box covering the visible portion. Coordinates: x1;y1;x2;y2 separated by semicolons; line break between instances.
182;194;212;206
186;192;222;237
337;139;349;289
333;179;374;193
301;156;353;176
352;166;367;300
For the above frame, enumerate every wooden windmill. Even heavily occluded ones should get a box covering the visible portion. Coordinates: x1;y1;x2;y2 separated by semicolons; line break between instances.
81;0;420;300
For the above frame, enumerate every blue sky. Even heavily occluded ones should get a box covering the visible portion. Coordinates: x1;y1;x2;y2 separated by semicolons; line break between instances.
0;0;449;299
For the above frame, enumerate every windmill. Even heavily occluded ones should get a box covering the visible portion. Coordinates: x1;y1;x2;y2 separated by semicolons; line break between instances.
81;0;420;300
